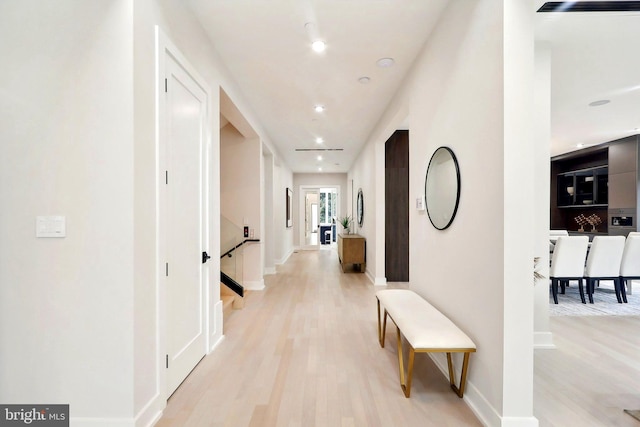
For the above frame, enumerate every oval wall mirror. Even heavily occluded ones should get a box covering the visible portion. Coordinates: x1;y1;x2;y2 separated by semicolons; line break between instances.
424;146;460;230
356;188;364;227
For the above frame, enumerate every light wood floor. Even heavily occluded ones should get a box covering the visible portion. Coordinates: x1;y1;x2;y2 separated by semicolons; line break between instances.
156;249;640;426
534;316;640;426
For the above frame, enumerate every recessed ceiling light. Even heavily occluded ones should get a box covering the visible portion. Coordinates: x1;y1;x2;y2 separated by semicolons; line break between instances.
358;76;371;84
376;57;395;68
577;143;584;148
317;155;323;161
589;99;610;107
318;167;323;172
315;137;323;144
312;40;326;53
314;105;325;113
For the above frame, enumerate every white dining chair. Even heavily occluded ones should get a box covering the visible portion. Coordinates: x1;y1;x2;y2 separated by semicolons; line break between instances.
620;232;640;301
549;230;569;253
549;236;589;304
584;236;626;304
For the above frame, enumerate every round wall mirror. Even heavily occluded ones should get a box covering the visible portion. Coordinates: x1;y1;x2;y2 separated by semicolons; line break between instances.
425;146;460;230
356;188;364;227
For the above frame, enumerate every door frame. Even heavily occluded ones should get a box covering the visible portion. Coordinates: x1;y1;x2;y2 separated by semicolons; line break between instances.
302;189;319;249
156;27;212;400
298;185;341;249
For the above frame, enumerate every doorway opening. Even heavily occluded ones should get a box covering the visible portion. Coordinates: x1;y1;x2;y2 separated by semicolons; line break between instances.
301;186;339;249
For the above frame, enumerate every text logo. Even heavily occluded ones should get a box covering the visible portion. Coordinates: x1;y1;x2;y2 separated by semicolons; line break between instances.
0;405;68;426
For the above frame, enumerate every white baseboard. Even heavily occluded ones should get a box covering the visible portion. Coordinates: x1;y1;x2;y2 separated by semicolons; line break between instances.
276;248;294;265
500;416;540;427
210;334;225;353
373;276;387;286
364;271;386;286
210;300;223;351
533;331;555;349
264;266;276;275
70;417;135;427
244;279;265;290
365;270;375;284
429;353;539;426
429;353;500;427
134;392;163;427
70;406;166;427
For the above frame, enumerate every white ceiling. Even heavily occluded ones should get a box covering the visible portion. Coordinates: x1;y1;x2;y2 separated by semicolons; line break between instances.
536;7;640;156
187;0;640;172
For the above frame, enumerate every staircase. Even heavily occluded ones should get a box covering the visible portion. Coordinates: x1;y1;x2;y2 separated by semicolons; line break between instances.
219;216;257;320
221;282;244;317
220;270;245;320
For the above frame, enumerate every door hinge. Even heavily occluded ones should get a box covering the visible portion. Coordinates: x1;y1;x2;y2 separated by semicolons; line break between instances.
164;78;168;93
165;263;168;277
166;354;168;369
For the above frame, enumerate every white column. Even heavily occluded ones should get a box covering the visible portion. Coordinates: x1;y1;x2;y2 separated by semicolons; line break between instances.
502;1;538;425
533;42;554;349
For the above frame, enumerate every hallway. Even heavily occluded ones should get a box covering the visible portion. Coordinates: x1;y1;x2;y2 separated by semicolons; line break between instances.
156;248;640;426
156;249;482;426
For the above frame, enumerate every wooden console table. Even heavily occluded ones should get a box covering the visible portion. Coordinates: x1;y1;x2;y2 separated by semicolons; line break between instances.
338;234;365;273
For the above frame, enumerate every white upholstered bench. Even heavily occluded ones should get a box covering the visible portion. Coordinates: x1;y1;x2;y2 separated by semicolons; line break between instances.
376;289;476;398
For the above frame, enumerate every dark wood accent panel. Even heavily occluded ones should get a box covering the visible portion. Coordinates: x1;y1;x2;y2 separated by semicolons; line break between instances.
609;141;637;175
553;206;608;232
609;172;636;208
551;148;609;232
385;130;409;282
550;161;563;229
551;149;607;170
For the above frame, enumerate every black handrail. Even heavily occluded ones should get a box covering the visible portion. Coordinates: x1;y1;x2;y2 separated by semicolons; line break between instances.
221;271;244;298
220;239;260;259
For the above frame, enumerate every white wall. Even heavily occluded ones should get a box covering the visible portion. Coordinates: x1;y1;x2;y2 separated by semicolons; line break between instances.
133;0;293;418
263;150;275;274
1;0;538;424
347;1;537;425
220;125;263;288
348;137;380;283
0;0;292;424
220;126;260;234
136;0;286;418
0;0;135;421
274;162;294;264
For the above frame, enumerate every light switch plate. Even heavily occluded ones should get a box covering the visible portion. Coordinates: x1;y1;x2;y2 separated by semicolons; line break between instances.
36;216;66;238
416;196;425;211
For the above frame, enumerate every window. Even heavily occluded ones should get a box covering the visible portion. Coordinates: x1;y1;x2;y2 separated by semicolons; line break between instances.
319;188;337;224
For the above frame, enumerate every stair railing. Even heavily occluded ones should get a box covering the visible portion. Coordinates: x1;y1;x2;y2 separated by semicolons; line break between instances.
220;216;259;298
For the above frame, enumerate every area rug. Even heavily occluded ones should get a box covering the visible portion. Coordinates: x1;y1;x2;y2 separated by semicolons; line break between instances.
549;281;640;316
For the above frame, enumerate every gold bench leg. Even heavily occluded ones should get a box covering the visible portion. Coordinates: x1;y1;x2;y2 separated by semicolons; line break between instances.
378;300;473;398
447;352;471;398
396;325;415;398
377;298;388;348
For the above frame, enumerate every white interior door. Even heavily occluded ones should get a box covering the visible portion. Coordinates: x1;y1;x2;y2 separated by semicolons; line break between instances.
164;52;207;396
304;191;320;247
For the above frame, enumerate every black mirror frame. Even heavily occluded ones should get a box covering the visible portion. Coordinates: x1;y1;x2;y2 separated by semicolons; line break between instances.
424;146;461;230
357;188;364;227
